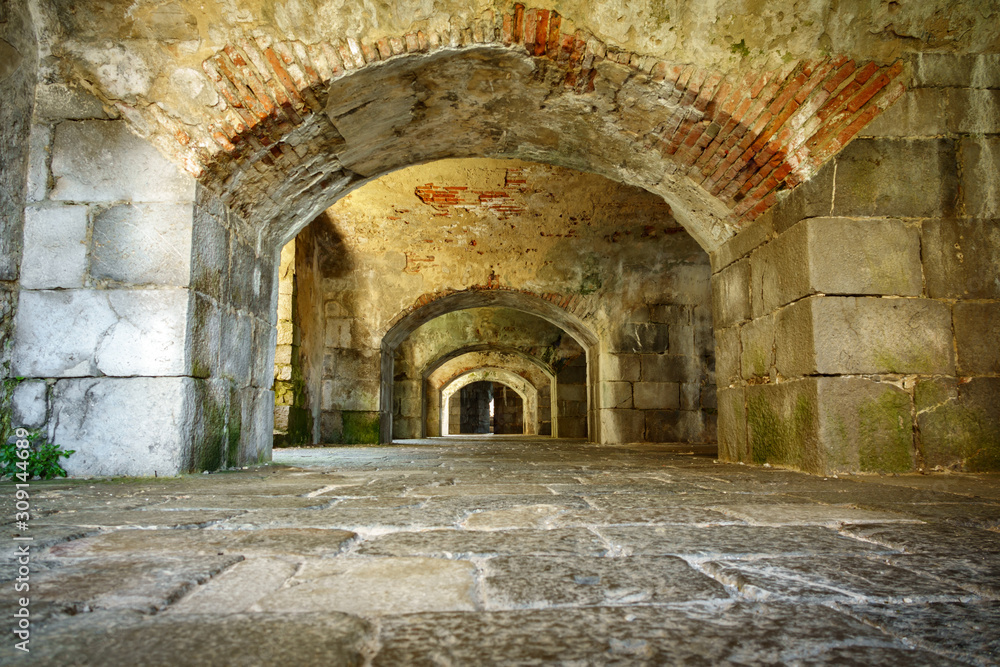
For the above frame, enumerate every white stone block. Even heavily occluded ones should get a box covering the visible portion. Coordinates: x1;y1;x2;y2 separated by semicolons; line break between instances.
12;289;191;377
91;203;193;285
52;377;194;476
25;123;52;203
11;381;47;429
20;206;89;289
49;120;196;203
220;312;253;387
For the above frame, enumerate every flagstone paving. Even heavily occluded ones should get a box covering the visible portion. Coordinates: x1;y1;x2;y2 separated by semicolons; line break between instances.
1;437;998;665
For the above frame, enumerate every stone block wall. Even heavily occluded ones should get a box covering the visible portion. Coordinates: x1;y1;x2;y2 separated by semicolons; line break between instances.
272;231;324;447
713;54;1000;473
9;114;275;475
598;300;716;445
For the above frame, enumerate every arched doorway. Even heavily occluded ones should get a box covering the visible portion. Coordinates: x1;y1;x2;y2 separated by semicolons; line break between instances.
379;289;600;444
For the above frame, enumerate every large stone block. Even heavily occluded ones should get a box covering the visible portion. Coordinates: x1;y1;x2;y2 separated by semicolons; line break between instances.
25;123;52;204
91;203;193;286
610;322;669;354
11;380;47;429
668;325;695;356
916;377;1000;471
862;88;1000;138
645;410;704;443
713;326;741;389
748;224;809;318
806;218;923;297
776;297;954;376
921;219;1000;299
954;302;1000;375
219;312;253;387
598;354;639;382
741;314;775;381
240;388;275;465
649;304;691;326
227;239;258;312
251;317;278;389
639;354;699;383
816;378;915;474
760;160;836;238
324;347;380;381
832;138;957;218
745;380;822;472
12;289;192;378
750;218;922;317
711;258;750;328
189;293;220;379
20;205;89;289
861;87;952;137
325;318;352;348
191;200;230;301
325;377;380;412
744;377;916;474
711;222;769;274
633;382;680;410
599;409;644;444
34;83;110;120
190;378;232;471
49;120;195;203
960;136;1000;219
716;387;747;463
599;381;632;409
912;53;1000;88
52;377;195;476
558;384;587;403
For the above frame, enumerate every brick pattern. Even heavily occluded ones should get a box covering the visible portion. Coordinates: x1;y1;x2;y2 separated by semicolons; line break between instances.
141;4;904;228
413;167;529;218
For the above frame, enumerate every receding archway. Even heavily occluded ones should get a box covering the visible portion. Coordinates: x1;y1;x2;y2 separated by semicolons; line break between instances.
440;368;537;437
379;289;600;444
423;346;555;438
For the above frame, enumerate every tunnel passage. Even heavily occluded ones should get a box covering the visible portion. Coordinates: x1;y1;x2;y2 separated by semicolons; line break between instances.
269;157;717;448
5;0;996;481
458;381;492;434
455;381;526;435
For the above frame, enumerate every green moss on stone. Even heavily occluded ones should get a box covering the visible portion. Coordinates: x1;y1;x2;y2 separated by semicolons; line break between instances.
747;348;767;377
730;40;750;58
226;406;242;468
924;404;1000;472
650;0;671;26
857;390;914;473
747;392;812;467
0;377;20;449
196;396;226;472
342;411;380;444
577;256;603;296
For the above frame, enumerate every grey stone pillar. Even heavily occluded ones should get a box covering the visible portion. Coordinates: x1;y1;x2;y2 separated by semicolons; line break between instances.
713;56;999;472
11;120;275;476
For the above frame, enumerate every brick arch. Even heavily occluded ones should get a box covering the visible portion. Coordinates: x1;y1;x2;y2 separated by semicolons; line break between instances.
379;287;600;444
141;5;904;253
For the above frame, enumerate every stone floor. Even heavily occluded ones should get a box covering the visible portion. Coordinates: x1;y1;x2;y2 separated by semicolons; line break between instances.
2;436;999;666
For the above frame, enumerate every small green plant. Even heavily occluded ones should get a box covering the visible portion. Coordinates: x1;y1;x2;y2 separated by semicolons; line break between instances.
1;430;75;481
730;39;751;58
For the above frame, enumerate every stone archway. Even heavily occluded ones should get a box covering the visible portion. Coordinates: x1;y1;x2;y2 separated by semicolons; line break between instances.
422;346;555;438
10;1;946;477
440;368;537;436
379;289;599;444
